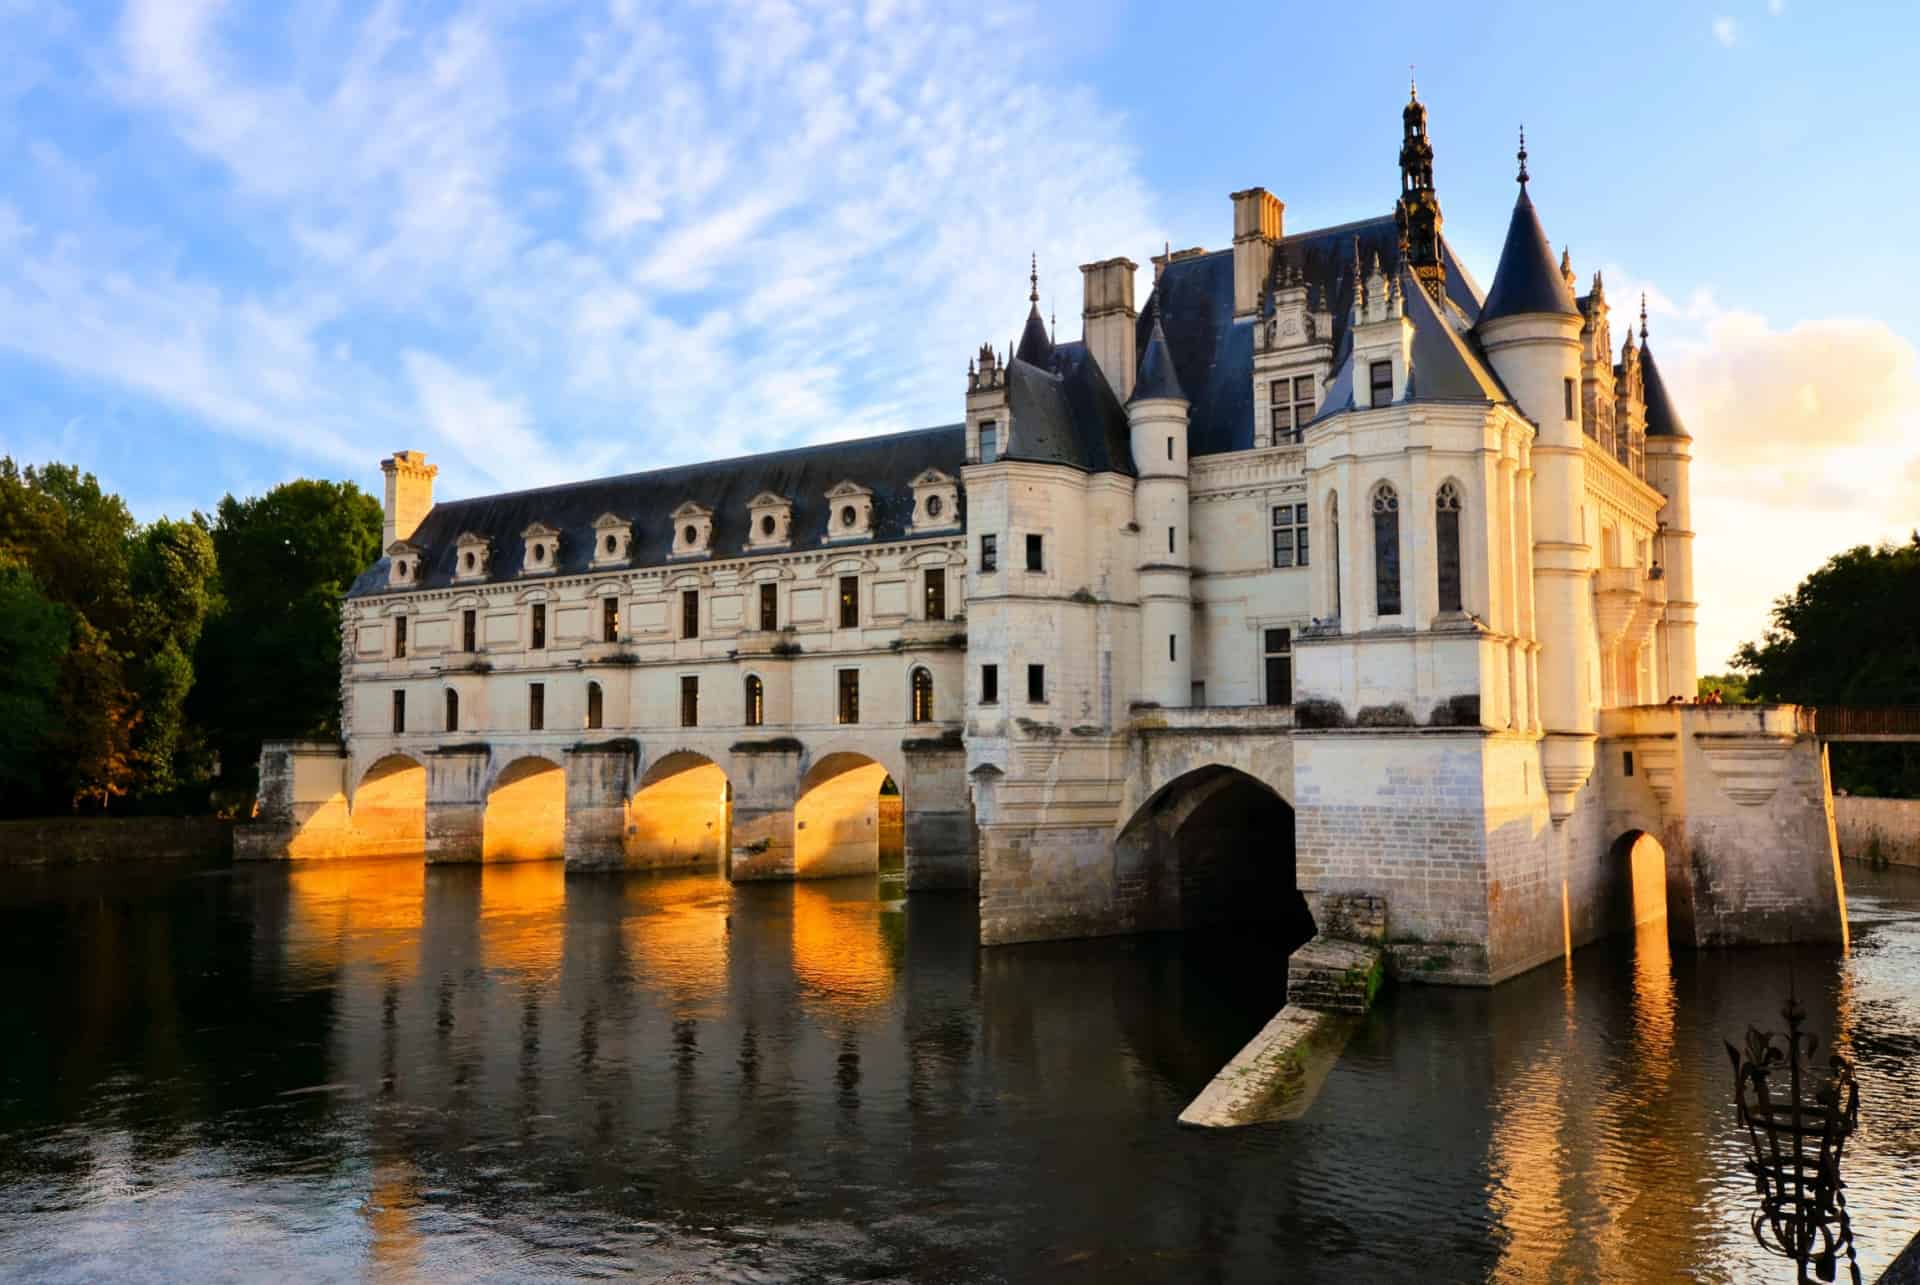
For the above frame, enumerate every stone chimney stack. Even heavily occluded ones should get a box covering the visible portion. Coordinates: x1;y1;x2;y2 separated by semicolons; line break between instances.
1230;187;1284;319
1079;257;1138;402
380;450;438;549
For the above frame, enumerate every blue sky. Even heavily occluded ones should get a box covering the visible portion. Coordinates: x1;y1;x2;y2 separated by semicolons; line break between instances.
2;0;1917;669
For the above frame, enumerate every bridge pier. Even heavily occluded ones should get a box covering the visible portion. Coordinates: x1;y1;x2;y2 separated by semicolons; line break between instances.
563;740;637;870
728;743;801;881
901;740;977;890
425;745;488;863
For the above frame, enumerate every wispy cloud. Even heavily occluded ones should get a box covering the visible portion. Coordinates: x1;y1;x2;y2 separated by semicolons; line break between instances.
1713;16;1740;45
0;0;1159;508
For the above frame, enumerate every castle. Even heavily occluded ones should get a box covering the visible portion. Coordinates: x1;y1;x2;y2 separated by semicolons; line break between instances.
247;89;1852;986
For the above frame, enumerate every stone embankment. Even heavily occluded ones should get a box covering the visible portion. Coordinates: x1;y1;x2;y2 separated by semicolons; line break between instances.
1835;796;1920;868
1179;894;1386;1128
0;817;231;865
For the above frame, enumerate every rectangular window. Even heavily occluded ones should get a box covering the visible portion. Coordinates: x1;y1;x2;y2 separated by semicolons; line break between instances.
980;534;997;572
981;663;999;705
462;609;476;654
1623;751;1635;777
1027;663;1046;703
682;590;699;639
1168;526;1176;554
530;603;546;650
1191;681;1205;707
394;615;408;659
391;689;405;734
1166;437;1174;460
837;669;860;724
529;682;545;731
1271;503;1310;568
1270;374;1316;444
979;421;998;464
1564;377;1576;420
1169;633;1177;662
839;575;859;628
1264;628;1293;706
1025;533;1043;572
602;596;620;643
759;582;778;631
680;676;698;728
1369;361;1393;408
586;682;603;730
924;569;946;621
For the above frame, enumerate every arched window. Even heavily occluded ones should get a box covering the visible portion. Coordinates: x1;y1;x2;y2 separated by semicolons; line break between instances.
910;667;934;723
1372;482;1401;616
444;688;459;733
1328;493;1342;619
744;675;764;727
586;681;604;731
1435;481;1463;614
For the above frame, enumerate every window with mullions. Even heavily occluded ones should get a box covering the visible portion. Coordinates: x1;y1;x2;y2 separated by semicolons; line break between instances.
837;669;860;724
924;569;946;621
744;675;764;727
1369;360;1394;408
1271;503;1310;568
586;681;604;730
910;667;934;722
530;603;546;649
680;676;699;728
602;597;620;643
1373;483;1402;615
394;615;408;658
681;590;699;639
1269;375;1316;444
759;583;778;631
1435;482;1463;613
839;576;859;628
1264;628;1293;706
461;609;477;653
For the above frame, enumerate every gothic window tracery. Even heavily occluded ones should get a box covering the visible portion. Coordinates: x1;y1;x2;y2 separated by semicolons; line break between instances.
1372;483;1402;616
1435;481;1463;614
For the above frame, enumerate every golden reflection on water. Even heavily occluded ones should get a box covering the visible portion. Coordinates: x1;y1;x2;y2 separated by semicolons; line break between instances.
478;859;567;981
363;1157;425;1279
791;883;899;1020
620;876;731;1016
283;859;427;981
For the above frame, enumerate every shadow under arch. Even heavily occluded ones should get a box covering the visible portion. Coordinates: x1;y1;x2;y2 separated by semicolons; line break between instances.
627;751;732;870
1112;765;1312;948
1609;828;1670;932
483;755;567;863
794;752;900;879
351;753;427;859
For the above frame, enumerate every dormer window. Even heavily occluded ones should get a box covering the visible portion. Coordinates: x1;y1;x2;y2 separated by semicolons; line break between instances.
908;468;960;534
386;540;424;589
745;492;792;550
670;501;714;558
592;513;633;567
1269;375;1316;444
520;522;560;576
823;481;874;542
454;532;491;583
1369;361;1394;408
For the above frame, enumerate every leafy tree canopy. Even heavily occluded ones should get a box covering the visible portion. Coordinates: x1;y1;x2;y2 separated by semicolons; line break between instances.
0;561;71;795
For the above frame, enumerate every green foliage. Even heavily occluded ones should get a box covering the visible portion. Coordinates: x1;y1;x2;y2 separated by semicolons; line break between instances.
1734;534;1920;796
193;479;383;788
0;562;70;795
46;615;138;810
1697;673;1751;703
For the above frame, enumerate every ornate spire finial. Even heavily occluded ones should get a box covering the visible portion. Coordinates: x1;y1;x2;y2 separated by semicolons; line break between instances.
1410;65;1417;100
1029;253;1039;305
1517;125;1529;186
1050;303;1056;340
1640;292;1649;341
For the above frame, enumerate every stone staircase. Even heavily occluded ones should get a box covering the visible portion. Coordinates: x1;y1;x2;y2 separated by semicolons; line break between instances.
1286;892;1388;1015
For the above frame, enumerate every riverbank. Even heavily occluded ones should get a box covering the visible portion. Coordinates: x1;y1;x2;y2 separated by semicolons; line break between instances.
1837;796;1920;868
0;816;232;865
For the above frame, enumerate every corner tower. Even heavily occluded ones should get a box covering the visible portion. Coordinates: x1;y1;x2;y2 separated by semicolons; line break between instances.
1639;299;1698;700
1129;303;1192;708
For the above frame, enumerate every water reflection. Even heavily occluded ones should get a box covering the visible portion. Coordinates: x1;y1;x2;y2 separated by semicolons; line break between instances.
0;858;1916;1281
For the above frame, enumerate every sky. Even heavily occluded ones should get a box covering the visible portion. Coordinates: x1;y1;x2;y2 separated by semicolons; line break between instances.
2;0;1917;672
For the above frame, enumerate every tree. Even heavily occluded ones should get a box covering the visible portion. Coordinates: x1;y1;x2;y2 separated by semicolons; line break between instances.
193;480;383;788
127;518;218;796
46;615;139;810
1734;534;1920;795
1697;673;1750;703
0;561;70;798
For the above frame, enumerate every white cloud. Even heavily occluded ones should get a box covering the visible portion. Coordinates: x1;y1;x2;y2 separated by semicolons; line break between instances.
1768;0;1786;14
1713;16;1739;45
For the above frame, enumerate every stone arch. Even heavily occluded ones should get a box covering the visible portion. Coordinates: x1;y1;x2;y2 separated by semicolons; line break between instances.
1111;765;1312;948
627;750;732;870
350;753;426;858
795;751;900;878
1120;734;1293;829
483;754;567;863
1609;828;1670;932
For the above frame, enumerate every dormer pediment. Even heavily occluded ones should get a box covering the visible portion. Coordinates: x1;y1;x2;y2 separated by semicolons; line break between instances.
453;531;491;582
908;469;959;534
386;539;425;589
746;491;793;550
591;512;633;566
671;501;714;558
520;522;560;576
824;480;875;542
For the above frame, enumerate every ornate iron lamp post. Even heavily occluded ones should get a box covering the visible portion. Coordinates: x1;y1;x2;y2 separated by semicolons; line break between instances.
1727;988;1861;1284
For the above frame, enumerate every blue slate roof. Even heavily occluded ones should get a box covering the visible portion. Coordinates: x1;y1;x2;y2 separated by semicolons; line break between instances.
348;424;966;599
1479;188;1580;323
1004;339;1135;474
1129;306;1186;404
1641;343;1689;438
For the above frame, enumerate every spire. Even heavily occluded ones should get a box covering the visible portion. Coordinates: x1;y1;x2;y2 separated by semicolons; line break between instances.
1396;79;1446;302
1478;140;1579;324
1640;292;1649;342
1559;246;1575;291
1517;125;1529;186
1015;254;1054;366
1029;252;1039;304
1640;295;1689;438
1129;296;1186;404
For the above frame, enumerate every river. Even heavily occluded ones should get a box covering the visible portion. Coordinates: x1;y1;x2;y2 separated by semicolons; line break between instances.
1;856;1916;1282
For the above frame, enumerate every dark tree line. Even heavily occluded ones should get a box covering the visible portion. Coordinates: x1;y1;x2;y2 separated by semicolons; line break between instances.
0;459;380;815
1734;533;1920;797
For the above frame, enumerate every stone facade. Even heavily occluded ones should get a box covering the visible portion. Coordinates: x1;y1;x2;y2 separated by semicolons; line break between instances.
1834;796;1920;868
238;88;1849;987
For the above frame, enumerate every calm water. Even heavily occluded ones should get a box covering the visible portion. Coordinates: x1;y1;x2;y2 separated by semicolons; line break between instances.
1;856;1918;1283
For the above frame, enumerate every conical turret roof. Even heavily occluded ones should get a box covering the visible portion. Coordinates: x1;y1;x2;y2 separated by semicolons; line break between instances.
1015;303;1054;366
1478;187;1579;324
1129;301;1187;403
1641;343;1689;439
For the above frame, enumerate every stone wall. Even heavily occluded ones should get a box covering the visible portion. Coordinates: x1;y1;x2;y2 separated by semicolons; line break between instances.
1834;796;1920;868
0;817;231;865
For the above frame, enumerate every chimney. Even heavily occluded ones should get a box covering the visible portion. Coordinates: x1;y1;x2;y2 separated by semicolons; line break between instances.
380;450;438;549
1230;187;1284;319
1080;257;1138;402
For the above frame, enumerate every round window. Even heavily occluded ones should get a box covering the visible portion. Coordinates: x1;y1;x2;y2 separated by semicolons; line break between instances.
604;533;618;554
841;505;857;528
463;552;475;571
761;514;776;536
684;524;698;545
533;543;546;563
926;495;943;518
